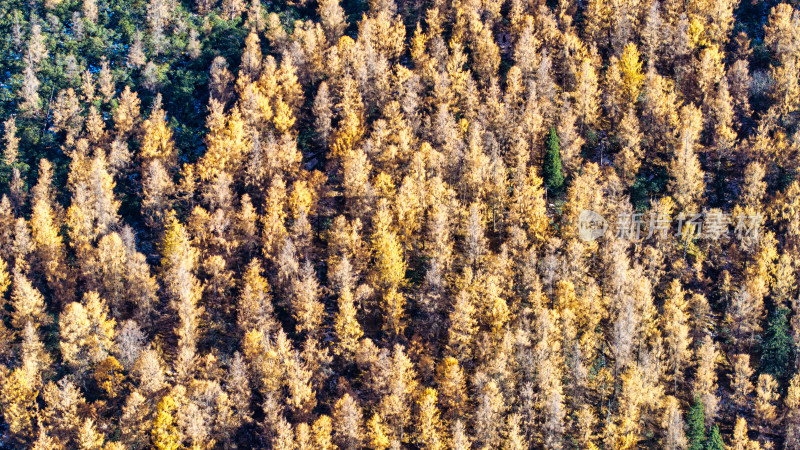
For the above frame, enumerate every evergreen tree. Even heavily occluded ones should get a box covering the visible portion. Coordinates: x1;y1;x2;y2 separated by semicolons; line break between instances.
760;306;793;380
543;127;564;193
705;424;724;450
686;397;706;450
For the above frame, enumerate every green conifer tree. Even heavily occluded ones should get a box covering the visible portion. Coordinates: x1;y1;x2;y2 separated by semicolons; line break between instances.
543;127;564;193
704;424;724;450
761;306;793;380
687;397;706;450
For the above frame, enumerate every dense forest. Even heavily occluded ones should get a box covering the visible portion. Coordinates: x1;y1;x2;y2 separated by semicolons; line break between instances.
1;0;800;448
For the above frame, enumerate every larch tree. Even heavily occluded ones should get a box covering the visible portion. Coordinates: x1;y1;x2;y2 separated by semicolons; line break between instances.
85;106;106;144
19;62;41;116
161;214;204;380
693;335;720;422
473;377;504;449
731;354;754;411
447;289;478;363
208;57;234;106
375;344;417;442
710;78;737;160
334;288;363;360
619;43;645;104
451;420;471;450
604;364;649;448
128;31;146;68
332;75;366;162
40;378;86;446
146;0;171;53
151;393;181;450
641;65;679;150
0;260;10;353
309;415;333;450
332;393;364;450
30;159;71;303
662;395;687;450
726;286;765;351
557;100;585;176
3;117;19;166
603;56;626;126
668;104;705;212
20;318;51;386
285;353;317;421
10;271;49;331
464;202;487;266
59;292;116;374
436;356;467;421
754;373;779;427
291;261;324;338
237;258;276;336
313;81;333;147
366;413;390;450
120;390;151;445
134;347;166;395
120;227;159;320
536;50;559;122
370;200;407;338
1;367;39;441
98;60;115;103
732;416;752;450
197;108;250;183
574;55;601;131
318;0;346;44
504;413;528;450
414;388;445;450
227;352;252;427
114;86;142;138
240;32;263;81
616;108;643;187
12;217;34;275
509;167;549;247
663;279;692;389
116;320;146;370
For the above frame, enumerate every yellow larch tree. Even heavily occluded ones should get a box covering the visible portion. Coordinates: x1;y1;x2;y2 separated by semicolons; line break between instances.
663;279;692;389
370;200;407;338
668;105;705;212
59;291;116;374
30;159;71;304
331;76;365;161
509;167;550;247
140;97;176;165
10;272;49;331
334;288;363;359
693;335;720;422
197;107;250;182
160;213;204;380
415;388;445;450
619;43;644;104
113;86;142;138
151;394;181;450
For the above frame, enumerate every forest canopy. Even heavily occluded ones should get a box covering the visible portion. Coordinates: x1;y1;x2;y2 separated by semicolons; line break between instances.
1;0;800;448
